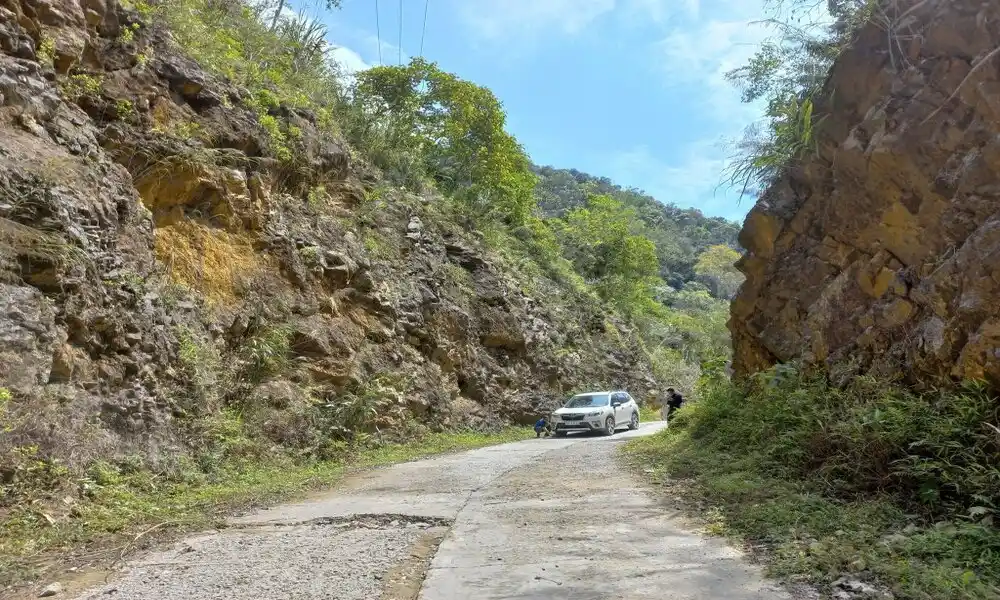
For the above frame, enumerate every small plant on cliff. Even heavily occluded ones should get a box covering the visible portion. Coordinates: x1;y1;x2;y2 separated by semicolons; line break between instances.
120;0;153;18
135;48;153;67
58;73;104;101
175;326;222;406
118;23;141;45
362;231;397;261
297;245;323;268
156;119;203;140
0;387;14;432
115;99;135;120
258;114;292;161
36;37;55;67
306;184;328;207
0;217;86;283
234;323;292;386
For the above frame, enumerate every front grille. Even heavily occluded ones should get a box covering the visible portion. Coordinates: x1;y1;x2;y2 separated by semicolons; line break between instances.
561;414;585;421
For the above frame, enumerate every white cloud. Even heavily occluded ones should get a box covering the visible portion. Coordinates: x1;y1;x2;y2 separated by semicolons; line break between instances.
654;16;771;125
327;31;411;76
330;45;369;74
625;0;700;23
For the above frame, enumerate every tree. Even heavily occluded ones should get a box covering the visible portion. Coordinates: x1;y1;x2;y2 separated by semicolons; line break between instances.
558;195;662;312
694;245;744;300
346;59;537;225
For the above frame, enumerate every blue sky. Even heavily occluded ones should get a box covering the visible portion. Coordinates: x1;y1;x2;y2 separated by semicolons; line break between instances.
294;0;777;222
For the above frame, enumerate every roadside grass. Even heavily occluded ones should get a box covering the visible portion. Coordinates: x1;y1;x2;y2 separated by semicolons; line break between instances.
622;370;1000;600
639;404;661;422
1;427;532;589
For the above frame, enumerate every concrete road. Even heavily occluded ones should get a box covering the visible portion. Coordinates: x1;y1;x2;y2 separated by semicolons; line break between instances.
68;422;792;600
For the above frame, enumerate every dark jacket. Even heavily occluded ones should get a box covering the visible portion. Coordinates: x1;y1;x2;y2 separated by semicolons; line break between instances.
666;392;684;409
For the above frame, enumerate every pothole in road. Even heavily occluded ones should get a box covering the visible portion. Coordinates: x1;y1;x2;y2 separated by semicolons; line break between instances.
379;526;449;600
230;513;453;530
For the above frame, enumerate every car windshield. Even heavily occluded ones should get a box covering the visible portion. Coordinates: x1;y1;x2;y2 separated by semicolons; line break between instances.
565;394;610;408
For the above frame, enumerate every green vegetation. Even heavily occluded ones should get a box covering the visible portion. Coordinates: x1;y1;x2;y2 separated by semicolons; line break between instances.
344;58;536;224
533;165;741;289
58;74;103;101
555;194;661;312
723;0;876;195
1;427;531;587
624;368;1000;600
36;37;54;67
694;244;743;300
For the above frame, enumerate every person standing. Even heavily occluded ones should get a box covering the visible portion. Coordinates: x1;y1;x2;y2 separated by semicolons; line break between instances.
662;388;684;426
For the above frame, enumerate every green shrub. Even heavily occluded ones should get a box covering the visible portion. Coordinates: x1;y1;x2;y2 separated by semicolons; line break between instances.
58;74;103;101
233;323;292;387
625;369;1000;599
258;114;291;161
115;98;135;119
36;37;54;66
175;326;222;407
306;185;328;207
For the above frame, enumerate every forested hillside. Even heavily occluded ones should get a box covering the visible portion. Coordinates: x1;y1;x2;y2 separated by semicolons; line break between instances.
533;165;741;290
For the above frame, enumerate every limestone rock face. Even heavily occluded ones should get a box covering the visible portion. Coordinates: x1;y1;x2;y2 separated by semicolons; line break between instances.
730;0;1000;388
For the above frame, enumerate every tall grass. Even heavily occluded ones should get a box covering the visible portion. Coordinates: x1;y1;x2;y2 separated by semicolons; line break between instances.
624;367;1000;600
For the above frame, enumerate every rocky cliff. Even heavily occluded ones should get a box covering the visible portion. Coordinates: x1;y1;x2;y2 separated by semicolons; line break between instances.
730;0;1000;388
0;0;656;474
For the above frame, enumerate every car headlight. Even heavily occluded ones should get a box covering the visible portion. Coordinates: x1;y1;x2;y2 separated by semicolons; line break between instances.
586;411;602;417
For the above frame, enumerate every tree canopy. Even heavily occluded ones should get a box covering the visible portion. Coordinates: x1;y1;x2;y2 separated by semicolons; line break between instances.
694;244;743;300
533;165;741;292
347;59;537;225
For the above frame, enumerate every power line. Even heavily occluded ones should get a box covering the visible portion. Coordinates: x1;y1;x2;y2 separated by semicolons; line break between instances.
419;0;429;57
397;0;403;65
375;0;382;65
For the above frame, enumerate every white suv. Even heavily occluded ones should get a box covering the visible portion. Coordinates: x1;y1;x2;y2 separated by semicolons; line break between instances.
550;391;640;437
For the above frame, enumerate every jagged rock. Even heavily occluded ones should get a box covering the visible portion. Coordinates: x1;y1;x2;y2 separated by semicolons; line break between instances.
444;241;487;270
730;0;1000;389
830;576;892;600
251;380;307;409
0;284;59;392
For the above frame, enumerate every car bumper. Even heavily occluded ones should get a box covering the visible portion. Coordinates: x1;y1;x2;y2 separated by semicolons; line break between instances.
553;420;605;431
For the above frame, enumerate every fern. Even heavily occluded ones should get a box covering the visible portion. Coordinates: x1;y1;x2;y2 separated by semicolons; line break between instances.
723;95;825;197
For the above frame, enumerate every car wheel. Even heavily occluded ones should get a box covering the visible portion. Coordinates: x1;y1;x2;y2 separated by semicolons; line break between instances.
604;416;616;436
629;412;639;430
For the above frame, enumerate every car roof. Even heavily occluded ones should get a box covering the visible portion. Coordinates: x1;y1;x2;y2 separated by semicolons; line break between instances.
572;391;626;395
